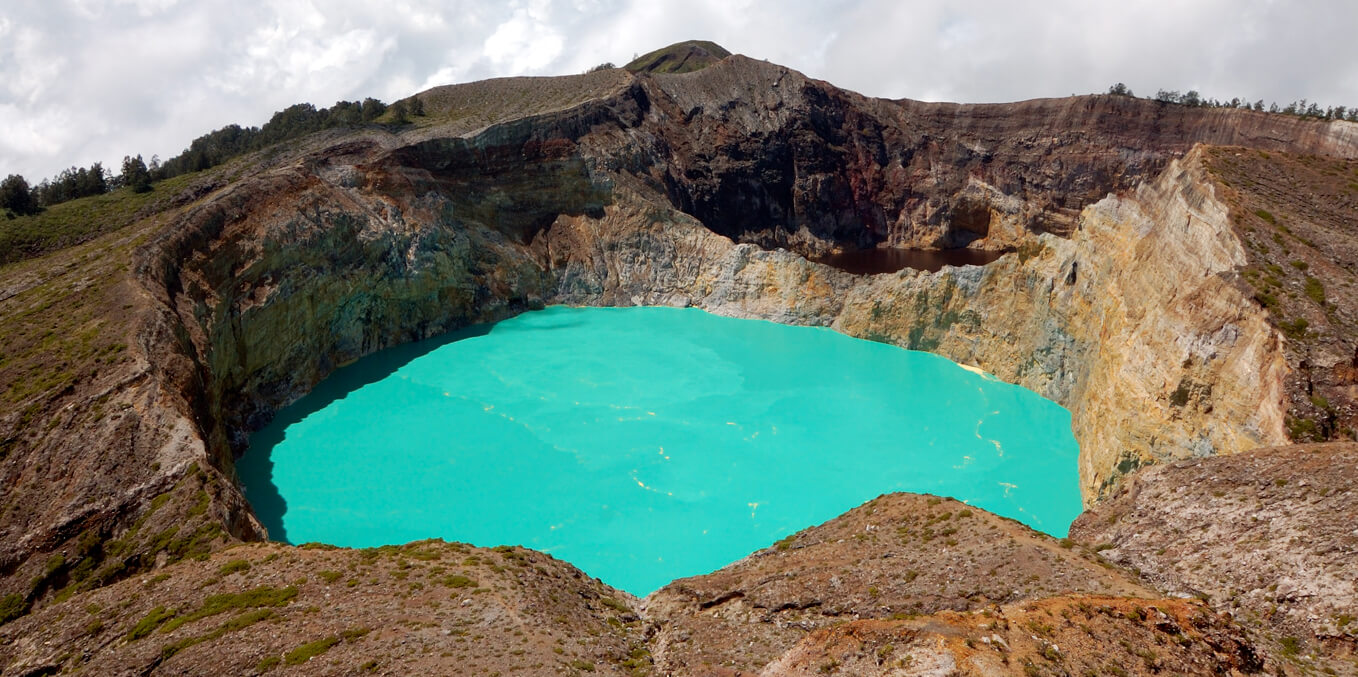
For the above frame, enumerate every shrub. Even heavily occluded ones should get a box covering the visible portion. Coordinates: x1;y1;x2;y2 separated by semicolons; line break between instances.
159;585;297;634
127;606;177;640
1279;636;1302;656
1304;276;1326;305
1279;317;1309;339
217;559;250;576
0;593;28;626
442;575;475;588
284;636;340;665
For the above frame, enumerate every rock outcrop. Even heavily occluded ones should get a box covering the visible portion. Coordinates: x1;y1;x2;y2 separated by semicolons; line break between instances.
643;493;1154;673
1071;442;1358;664
760;597;1265;676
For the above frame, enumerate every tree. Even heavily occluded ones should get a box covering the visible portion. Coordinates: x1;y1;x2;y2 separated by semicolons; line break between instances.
32;164;108;206
122;155;152;193
388;99;409;125
79;162;108;196
360;97;386;122
1154;89;1181;104
0;174;38;216
330;100;363;125
1107;82;1134;97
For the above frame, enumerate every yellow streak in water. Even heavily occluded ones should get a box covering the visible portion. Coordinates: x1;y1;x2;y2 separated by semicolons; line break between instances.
957;362;999;381
975;416;1004;457
630;471;674;497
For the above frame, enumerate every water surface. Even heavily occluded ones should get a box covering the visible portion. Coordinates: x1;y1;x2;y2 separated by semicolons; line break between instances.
815;247;1008;274
239;306;1080;595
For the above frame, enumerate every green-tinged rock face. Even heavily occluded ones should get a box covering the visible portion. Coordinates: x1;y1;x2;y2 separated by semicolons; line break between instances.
239;306;1081;595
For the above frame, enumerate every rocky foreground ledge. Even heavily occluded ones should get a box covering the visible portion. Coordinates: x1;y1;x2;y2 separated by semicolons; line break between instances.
0;494;1265;675
4;444;1355;675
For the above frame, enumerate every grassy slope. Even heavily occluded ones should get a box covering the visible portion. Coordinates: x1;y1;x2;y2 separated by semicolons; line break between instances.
0;172;213;266
409;68;633;134
624;40;731;74
0;167;226;460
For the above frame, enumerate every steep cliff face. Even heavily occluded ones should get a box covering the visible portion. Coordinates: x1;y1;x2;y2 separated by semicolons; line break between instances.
2;48;1357;667
544;148;1290;500
627;56;1358;253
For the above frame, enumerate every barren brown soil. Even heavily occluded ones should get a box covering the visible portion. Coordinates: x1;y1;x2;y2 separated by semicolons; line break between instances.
0;494;1288;676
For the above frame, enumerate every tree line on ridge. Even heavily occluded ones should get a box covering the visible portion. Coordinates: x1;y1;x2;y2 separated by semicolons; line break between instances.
2;95;425;219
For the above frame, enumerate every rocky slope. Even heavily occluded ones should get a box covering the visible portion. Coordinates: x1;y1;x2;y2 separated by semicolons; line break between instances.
2;43;1358;674
1;493;1287;676
1203;148;1358;442
642;493;1154;673
1071;442;1358;668
760;596;1265;677
1;540;647;676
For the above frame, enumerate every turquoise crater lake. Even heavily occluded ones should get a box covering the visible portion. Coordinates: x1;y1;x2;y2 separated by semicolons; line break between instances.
239;306;1082;595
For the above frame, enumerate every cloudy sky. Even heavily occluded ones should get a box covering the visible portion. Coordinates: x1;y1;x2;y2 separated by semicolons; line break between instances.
3;0;1357;182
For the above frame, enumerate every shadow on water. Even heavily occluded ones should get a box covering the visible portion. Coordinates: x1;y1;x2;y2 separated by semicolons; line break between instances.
814;247;1009;275
239;320;505;544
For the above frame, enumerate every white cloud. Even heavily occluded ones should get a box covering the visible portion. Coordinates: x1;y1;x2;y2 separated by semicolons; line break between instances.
1;0;1356;182
483;2;566;74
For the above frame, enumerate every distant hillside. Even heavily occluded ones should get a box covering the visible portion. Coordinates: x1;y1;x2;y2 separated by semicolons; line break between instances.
624;40;730;74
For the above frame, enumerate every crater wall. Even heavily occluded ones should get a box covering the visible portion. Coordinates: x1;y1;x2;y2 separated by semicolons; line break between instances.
3;56;1356;602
